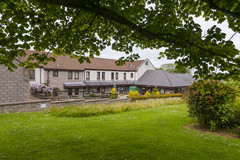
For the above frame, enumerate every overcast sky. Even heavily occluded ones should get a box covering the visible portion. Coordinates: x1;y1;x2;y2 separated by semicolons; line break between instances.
96;17;240;69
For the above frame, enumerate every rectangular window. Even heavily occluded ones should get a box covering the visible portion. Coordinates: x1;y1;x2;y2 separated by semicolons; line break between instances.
97;87;100;93
124;73;126;80
53;70;58;77
75;71;79;79
116;73;118;80
29;70;35;79
68;71;73;79
75;88;79;95
97;72;100;80
86;71;90;80
131;73;133;78
102;72;105;80
85;87;90;93
111;72;114;80
68;88;72;96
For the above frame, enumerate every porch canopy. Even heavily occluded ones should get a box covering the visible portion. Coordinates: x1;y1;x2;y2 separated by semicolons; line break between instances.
64;81;135;88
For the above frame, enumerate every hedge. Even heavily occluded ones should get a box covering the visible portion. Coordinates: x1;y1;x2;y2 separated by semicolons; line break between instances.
130;93;183;101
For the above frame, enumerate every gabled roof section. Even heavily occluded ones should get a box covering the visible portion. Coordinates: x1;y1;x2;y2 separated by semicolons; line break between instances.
20;50;144;71
135;70;193;87
136;58;156;70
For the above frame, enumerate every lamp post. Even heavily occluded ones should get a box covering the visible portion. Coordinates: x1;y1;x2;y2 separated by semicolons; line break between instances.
113;80;116;89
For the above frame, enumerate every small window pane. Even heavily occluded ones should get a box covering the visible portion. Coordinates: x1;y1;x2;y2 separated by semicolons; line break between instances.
53;71;58;77
68;71;72;79
111;72;114;80
29;70;35;79
68;88;73;96
131;73;133;78
75;72;79;79
86;71;90;80
97;72;100;80
75;88;79;95
102;72;105;80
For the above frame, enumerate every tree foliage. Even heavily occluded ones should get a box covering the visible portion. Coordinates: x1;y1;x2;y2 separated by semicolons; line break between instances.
158;63;191;74
0;0;240;79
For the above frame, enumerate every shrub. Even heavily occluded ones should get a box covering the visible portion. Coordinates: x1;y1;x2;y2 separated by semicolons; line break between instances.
133;91;139;96
130;93;183;101
110;88;117;99
145;91;150;96
232;98;240;125
88;93;98;97
129;91;134;99
151;86;159;95
156;91;160;95
181;94;185;100
187;80;238;130
53;88;60;96
30;82;53;96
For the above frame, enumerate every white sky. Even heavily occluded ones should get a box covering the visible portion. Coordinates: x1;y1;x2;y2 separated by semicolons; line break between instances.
96;17;240;69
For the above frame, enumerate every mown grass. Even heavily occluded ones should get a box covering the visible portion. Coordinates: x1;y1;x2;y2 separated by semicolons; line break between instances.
0;100;240;160
46;98;182;117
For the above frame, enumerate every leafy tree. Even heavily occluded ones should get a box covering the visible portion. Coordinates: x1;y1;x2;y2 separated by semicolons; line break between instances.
158;63;191;74
0;0;240;80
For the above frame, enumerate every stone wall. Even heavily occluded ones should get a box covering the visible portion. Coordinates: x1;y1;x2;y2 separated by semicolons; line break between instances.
0;98;130;113
0;64;29;103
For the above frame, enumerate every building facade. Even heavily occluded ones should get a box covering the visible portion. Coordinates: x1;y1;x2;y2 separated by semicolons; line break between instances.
22;50;194;99
23;50;156;98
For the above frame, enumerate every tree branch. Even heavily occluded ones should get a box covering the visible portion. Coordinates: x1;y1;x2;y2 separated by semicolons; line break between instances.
206;0;240;18
37;0;228;57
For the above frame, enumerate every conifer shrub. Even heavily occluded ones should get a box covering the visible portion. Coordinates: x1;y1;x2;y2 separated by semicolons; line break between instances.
128;91;134;99
187;80;238;130
110;88;117;99
145;91;150;96
133;91;139;96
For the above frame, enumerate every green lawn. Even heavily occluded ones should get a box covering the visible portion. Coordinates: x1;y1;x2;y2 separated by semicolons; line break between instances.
0;102;239;160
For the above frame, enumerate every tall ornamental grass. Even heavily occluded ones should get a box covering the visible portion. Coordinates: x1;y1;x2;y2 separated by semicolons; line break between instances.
46;98;183;118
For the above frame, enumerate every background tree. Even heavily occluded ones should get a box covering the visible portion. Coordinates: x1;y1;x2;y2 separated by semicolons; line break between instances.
0;0;239;80
157;63;191;74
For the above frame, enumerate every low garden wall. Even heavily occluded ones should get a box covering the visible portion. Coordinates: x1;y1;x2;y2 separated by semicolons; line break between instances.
0;98;130;113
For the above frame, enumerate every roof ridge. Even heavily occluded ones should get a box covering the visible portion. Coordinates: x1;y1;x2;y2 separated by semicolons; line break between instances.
185;73;194;83
163;70;173;87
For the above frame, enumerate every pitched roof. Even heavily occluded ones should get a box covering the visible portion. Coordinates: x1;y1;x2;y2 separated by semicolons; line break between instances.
20;50;145;71
135;70;194;87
